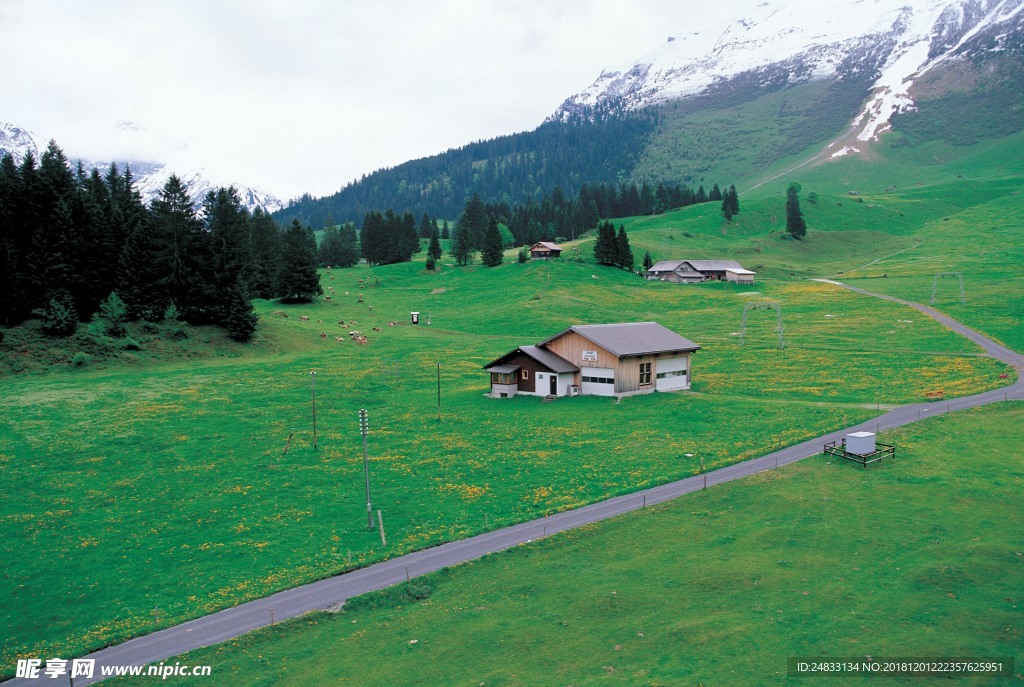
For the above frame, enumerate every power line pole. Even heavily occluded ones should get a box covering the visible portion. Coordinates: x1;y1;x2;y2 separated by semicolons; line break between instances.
359;409;373;530
310;370;318;450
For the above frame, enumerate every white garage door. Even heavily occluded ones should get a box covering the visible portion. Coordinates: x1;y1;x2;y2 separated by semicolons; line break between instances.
656;357;689;391
581;367;615;396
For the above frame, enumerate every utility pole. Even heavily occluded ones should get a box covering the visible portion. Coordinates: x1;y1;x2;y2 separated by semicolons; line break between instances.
310;370;318;450
359;409;373;530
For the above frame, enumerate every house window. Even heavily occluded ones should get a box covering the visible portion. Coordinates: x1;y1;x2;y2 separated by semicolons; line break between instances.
521;369;529;380
494;372;513;384
656;369;687;379
639;362;652;386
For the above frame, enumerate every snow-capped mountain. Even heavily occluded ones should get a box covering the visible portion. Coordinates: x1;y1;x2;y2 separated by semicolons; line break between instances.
0;121;283;213
552;0;1024;150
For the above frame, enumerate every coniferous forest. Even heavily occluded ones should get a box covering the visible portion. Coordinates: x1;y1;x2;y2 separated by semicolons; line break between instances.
274;105;663;229
0;142;321;341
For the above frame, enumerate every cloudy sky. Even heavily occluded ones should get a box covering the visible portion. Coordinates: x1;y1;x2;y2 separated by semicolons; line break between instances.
1;1;754;201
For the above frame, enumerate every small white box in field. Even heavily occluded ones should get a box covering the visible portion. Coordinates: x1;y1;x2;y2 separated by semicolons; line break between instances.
846;431;876;455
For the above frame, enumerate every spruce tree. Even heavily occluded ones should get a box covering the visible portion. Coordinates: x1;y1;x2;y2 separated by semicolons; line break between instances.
38;289;78;337
427;227;443;262
615;225;634;271
224;276;260;341
482;215;504;266
785;182;807;240
642;251;654;272
337;222;360;267
593;221;617;265
278;220;323;301
451;222;474;266
249;208;282;299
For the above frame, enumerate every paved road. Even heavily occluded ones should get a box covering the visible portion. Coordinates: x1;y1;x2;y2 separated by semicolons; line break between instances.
5;283;1022;685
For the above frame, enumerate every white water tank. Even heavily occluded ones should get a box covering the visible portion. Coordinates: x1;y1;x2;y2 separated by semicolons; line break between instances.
846;431;876;455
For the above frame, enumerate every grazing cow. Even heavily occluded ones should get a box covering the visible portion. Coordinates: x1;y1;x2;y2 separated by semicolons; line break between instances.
337;320;346;326
330;275;335;280
326;266;332;271
319;332;327;338
368;305;373;311
387;321;397;326
299;315;309;321
317;319;323;324
325;296;332;301
373;327;382;332
335;337;345;342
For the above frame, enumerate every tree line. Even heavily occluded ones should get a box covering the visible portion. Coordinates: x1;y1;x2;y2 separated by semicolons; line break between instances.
0;141;321;342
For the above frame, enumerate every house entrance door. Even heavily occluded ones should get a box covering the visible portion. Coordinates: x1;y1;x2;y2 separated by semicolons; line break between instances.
549;375;557;396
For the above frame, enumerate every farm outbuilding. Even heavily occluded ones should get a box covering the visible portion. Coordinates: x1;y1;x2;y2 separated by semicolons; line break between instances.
485;322;700;399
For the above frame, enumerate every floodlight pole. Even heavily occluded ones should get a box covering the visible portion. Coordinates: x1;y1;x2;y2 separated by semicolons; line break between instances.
310;370;318;450
359;409;373;530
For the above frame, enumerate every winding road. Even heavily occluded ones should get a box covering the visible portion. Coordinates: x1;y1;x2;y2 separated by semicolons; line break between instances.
5;282;1022;685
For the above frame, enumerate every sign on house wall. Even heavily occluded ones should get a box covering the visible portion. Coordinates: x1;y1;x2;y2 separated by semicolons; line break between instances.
581;350;598;362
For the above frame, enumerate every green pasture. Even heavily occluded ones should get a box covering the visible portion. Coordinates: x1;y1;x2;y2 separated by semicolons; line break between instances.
1;254;1010;671
110;403;1024;686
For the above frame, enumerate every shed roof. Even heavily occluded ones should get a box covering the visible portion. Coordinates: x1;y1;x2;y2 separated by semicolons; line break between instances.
684;259;746;272
647;260;686;273
482;345;579;374
725;267;756;275
485;363;520;374
541;322;700;358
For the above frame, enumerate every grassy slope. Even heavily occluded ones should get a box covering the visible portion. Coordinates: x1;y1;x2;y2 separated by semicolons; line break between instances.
111;403;1024;687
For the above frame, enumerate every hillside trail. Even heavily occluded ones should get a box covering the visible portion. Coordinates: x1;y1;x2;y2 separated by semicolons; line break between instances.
4;282;1021;687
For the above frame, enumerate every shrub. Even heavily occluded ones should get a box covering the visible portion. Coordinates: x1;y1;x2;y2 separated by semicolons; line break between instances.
71;352;91;368
38;291;78;337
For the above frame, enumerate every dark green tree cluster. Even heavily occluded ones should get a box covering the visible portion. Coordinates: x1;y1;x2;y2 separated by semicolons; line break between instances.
0;141;318;342
359;209;420;266
593;221;634;270
318;222;360;268
785;182;807;240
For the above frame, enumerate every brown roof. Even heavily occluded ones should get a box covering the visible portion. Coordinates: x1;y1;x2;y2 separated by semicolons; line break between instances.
530;242;563;252
540;322;700;358
483;345;579;373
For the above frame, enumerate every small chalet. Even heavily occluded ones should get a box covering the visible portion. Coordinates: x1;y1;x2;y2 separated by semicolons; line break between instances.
529;241;563;259
646;259;755;284
485;322;700;399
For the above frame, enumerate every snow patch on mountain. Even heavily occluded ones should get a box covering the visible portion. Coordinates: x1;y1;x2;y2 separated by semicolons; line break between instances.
552;0;1024;151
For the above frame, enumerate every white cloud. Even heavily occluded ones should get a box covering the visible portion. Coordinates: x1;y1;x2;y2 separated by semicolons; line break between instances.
0;0;758;200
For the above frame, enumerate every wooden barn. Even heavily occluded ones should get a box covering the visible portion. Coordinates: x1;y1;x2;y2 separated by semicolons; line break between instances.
485;322;700;399
646;259;755;284
529;241;563;259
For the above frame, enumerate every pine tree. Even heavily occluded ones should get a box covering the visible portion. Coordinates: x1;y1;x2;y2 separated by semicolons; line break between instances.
615;225;634;271
642;251;654;271
709;183;723;201
785;182;807;240
37;289;78;337
727;184;740;216
318;225;345;267
418;212;434;238
95;291;128;337
278;220;323;301
224;276;260;341
593;221;617;265
482;215;504;266
249;208;282;299
451;221;474;266
150;174;206;322
427;227;443;262
337;222;360;267
518;246;528;263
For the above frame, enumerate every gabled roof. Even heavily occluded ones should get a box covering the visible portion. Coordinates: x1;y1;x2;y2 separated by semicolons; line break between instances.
540;322;700;358
530;241;563;251
483;345;579;373
486;363;520;374
684;259;746;272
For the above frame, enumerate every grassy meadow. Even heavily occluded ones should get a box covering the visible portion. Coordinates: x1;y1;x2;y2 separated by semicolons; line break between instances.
2;130;1023;676
109;403;1024;686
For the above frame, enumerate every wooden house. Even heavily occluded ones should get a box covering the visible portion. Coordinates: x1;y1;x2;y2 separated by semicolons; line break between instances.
485;322;700;398
529;241;563;259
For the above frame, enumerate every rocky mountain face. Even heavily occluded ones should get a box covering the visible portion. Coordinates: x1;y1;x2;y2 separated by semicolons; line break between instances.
0;122;283;213
552;0;1024;152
